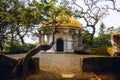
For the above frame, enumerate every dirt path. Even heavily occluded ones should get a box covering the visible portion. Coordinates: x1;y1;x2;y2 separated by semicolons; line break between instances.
8;52;98;80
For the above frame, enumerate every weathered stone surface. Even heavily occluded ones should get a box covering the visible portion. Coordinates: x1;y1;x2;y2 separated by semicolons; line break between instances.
82;57;120;73
111;33;120;56
0;54;18;79
0;54;39;79
28;57;39;73
74;44;92;54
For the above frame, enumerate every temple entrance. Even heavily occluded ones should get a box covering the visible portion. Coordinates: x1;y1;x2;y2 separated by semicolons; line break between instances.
56;38;64;52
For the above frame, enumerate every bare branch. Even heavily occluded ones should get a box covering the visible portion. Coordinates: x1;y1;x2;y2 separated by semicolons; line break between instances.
72;0;83;11
105;0;120;12
68;0;110;42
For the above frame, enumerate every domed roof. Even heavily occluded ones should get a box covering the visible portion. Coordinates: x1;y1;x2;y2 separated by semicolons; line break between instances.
39;18;82;28
59;18;82;28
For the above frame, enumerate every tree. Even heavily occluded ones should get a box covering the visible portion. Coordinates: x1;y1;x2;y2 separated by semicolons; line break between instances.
106;26;115;34
0;29;57;79
105;0;120;12
0;0;71;52
99;22;106;37
61;0;109;45
0;0;72;79
82;29;91;45
37;0;71;26
94;33;111;48
93;23;115;48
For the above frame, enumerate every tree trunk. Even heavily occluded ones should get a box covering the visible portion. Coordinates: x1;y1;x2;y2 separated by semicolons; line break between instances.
11;44;55;78
89;26;95;46
11;31;55;79
0;26;57;79
19;36;25;45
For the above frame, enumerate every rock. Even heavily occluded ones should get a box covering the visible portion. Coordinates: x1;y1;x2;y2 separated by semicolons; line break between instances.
0;54;39;79
111;33;120;56
82;57;120;73
0;54;18;79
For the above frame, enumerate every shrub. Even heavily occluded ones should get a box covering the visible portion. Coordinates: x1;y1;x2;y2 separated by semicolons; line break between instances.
4;42;36;54
92;47;114;56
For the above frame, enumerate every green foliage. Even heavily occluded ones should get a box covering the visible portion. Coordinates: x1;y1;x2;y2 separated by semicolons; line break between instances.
0;0;71;51
82;30;91;45
93;34;111;48
92;47;115;56
99;22;105;36
34;42;39;46
91;23;115;56
93;23;114;48
92;47;112;56
3;42;36;53
106;26;115;34
82;23;114;48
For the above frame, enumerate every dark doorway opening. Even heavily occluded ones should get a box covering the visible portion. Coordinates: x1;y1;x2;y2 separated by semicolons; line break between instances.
56;38;64;51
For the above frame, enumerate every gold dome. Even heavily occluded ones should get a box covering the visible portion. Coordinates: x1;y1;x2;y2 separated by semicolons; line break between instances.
59;18;82;28
40;18;82;28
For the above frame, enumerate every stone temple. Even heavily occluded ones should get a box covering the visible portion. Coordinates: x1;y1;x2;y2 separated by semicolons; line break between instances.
38;18;82;52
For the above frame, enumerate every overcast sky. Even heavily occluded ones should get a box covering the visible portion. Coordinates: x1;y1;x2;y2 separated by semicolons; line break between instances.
102;10;120;28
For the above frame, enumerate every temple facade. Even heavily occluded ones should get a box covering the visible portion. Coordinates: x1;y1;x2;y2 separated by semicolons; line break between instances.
38;18;82;52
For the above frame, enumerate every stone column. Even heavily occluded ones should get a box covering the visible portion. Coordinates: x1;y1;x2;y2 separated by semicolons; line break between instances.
64;33;67;52
41;35;44;45
46;35;49;45
78;30;82;45
50;35;55;52
39;34;42;45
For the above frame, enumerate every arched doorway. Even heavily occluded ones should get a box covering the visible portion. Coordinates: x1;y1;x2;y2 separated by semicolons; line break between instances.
56;38;64;51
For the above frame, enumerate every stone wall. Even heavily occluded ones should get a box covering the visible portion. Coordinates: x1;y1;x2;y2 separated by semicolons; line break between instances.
82;57;120;73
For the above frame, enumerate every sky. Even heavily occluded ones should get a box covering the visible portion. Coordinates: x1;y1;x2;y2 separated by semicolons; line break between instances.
78;0;120;28
102;10;120;28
